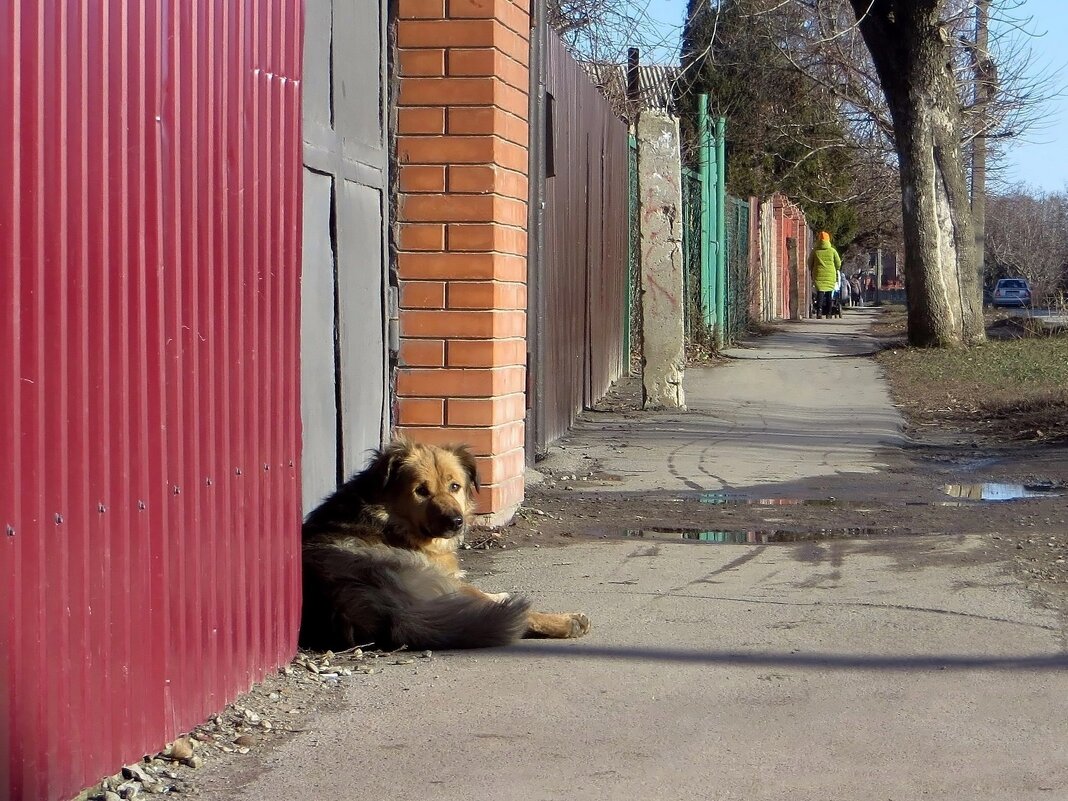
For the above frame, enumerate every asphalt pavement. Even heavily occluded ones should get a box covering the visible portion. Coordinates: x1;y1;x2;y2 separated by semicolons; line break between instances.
198;309;1068;801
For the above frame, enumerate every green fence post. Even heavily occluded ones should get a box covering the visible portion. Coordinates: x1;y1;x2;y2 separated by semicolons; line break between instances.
714;115;727;349
698;94;713;335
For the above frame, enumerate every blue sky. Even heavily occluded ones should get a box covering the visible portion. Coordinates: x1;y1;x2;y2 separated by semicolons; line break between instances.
641;0;1068;193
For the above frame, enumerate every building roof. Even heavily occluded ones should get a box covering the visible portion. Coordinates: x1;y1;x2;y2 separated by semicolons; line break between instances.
581;62;680;119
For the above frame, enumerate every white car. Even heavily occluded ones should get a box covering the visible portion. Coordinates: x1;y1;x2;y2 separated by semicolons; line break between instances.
991;278;1032;308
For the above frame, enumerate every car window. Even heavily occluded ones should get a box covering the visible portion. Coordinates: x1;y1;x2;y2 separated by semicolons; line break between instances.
999;280;1027;289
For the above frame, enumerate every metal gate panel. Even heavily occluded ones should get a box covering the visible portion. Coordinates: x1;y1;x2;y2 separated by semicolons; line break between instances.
0;3;303;800
301;171;340;512
535;31;629;449
301;0;389;506
337;178;388;477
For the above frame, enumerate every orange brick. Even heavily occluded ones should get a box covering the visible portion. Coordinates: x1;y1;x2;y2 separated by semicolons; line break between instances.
395;420;525;457
404;194;527;226
446;164;527;197
397;107;446;135
474;473;525;515
446;337;526;367
447;394;526;426
399;223;446;251
400;77;496;106
402;309;525;338
399;165;446;193
447;107;527;146
446;223;526;254
447;0;529;38
446;48;498;76
495;83;529;120
399;48;446;76
447;280;524;310
399;136;495;165
494;139;528;173
398;252;526;281
397;397;445;426
472;447;526;484
400;280;446;309
398;0;445;18
399;338;446;366
397;20;496;49
396;366;525;397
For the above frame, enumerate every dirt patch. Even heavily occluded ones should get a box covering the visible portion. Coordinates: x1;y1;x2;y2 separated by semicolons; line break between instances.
73;649;438;800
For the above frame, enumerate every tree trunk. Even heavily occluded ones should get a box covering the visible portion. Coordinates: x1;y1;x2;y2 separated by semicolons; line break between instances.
850;0;986;347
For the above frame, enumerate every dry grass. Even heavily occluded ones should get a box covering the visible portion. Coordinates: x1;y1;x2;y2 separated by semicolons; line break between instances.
877;332;1068;442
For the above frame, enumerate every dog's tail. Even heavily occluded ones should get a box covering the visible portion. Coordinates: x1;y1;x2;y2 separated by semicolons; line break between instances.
301;544;532;651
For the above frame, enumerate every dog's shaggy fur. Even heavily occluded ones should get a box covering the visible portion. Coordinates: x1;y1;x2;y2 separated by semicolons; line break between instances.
300;438;591;651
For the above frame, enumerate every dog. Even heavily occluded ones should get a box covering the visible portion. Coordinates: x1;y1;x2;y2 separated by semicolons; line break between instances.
299;438;591;651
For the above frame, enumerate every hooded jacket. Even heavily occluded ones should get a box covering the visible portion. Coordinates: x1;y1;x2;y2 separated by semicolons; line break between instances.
808;239;842;292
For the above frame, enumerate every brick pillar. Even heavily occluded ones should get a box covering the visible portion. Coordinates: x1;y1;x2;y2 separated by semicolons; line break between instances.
395;0;530;521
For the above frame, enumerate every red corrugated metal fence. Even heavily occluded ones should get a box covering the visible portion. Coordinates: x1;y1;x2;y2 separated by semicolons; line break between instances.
0;3;304;800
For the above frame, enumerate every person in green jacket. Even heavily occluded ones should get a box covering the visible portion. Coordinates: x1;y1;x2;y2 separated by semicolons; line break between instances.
808;231;842;319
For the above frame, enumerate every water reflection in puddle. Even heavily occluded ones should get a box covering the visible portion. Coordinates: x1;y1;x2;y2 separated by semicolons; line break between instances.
620;527;897;544
942;483;1061;502
698;493;838;507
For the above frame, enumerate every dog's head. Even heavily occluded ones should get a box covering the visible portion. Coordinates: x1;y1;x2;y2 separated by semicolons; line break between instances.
372;438;479;541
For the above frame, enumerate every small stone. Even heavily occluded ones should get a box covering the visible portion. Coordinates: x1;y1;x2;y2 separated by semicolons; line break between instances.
121;765;153;783
419;650;433;659
116;781;140;799
338;668;353;677
268;692;281;701
306;662;320;674
243;709;261;724
260;720;272;731
281;666;294;676
163;737;194;762
237;747;251;755
183;755;204;770
234;734;257;747
393;658;415;665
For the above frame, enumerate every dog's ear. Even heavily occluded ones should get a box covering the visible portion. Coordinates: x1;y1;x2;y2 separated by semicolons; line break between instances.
372;438;410;490
449;444;480;493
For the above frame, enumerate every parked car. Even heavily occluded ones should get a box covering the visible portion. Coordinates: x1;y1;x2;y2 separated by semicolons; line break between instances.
991;278;1032;308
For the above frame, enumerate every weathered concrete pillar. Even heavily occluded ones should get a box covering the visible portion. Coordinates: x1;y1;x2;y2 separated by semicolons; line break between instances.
636;111;686;410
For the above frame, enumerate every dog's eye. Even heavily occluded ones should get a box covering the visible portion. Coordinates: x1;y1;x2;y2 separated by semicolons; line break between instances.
415;484;431;498
449;482;461;493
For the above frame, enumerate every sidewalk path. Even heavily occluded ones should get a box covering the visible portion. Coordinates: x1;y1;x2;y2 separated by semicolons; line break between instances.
198;309;1068;801
551;308;903;492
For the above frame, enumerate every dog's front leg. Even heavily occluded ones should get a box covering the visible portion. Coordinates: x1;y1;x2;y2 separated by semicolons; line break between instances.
525;610;590;639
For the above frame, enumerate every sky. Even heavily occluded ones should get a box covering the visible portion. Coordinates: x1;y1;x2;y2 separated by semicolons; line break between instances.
639;0;1068;193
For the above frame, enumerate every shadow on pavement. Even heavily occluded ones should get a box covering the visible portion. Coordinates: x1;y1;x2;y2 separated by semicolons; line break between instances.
506;643;1068;672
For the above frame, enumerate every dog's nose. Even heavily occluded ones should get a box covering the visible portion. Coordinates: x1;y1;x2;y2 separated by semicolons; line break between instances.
448;514;464;530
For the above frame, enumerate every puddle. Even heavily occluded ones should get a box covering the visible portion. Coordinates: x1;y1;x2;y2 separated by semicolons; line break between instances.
617;527;899;544
941;483;1061;502
698;492;838;507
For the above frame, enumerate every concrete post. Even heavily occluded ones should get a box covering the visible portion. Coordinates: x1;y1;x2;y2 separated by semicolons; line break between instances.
636;111;686;410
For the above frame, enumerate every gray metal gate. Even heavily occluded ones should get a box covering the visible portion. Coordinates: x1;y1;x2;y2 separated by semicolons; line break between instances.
301;0;390;512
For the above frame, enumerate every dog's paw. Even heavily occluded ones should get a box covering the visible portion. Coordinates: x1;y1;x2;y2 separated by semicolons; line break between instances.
566;612;591;638
485;591;511;603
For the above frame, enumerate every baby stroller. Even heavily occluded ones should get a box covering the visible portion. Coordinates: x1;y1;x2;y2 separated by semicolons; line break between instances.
828;287;843;318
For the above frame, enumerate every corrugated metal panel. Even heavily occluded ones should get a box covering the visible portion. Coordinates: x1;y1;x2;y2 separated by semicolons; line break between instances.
537;32;628;449
0;3;304;800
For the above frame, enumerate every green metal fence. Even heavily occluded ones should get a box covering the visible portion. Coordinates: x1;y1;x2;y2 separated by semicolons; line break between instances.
681;166;707;344
724;195;751;341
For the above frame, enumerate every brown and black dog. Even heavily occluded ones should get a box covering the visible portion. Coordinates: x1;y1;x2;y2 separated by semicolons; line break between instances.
300;438;591;650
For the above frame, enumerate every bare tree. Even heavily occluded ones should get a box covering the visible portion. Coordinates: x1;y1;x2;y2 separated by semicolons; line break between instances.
985;188;1068;301
778;0;1055;346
